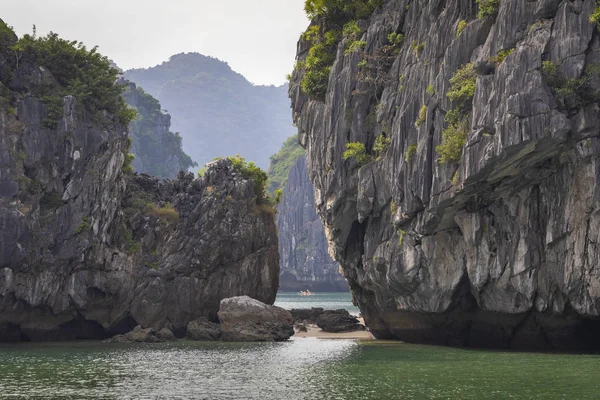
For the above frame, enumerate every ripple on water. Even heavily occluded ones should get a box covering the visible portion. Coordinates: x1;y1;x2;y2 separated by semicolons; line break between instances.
1;340;600;399
0;339;359;400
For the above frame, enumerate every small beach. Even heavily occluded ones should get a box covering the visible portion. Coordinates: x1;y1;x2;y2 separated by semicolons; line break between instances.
293;317;374;340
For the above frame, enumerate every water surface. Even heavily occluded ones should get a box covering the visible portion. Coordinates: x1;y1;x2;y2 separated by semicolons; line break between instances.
1;340;599;399
274;291;360;315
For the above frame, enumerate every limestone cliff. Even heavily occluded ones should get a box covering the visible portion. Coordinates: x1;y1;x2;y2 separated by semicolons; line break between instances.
291;0;600;349
0;23;278;341
277;156;347;291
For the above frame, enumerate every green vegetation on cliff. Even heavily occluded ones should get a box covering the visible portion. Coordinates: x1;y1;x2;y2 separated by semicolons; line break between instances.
299;0;383;100
229;155;269;202
123;83;196;178
267;135;305;194
541;61;600;109
343;133;391;167
13;30;135;127
437;63;476;164
476;0;501;19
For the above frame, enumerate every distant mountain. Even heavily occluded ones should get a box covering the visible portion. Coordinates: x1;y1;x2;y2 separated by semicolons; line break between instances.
122;81;196;178
124;53;295;170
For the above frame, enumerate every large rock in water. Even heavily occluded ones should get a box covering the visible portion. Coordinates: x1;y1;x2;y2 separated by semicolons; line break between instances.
187;318;221;341
316;310;365;333
290;0;600;350
0;27;279;341
218;296;294;342
107;325;166;343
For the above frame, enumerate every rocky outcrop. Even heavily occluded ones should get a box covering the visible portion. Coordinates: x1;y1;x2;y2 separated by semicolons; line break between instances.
0;25;279;341
290;307;326;324
290;0;600;349
291;308;364;332
218;296;294;342
278;156;347;291
316;310;365;333
187;318;221;341
107;325;172;343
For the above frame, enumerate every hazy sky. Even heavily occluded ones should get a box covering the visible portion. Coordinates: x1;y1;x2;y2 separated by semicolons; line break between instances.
2;0;309;86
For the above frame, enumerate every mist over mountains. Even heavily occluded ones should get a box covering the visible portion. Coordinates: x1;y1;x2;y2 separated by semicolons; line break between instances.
124;52;296;170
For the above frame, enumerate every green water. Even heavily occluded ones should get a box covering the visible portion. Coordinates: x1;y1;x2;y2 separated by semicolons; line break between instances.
274;291;360;315
0;340;598;399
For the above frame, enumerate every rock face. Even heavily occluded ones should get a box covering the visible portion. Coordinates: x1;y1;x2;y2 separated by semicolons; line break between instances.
0;27;279;341
290;0;600;349
290;307;364;333
316;310;365;333
187;318;221;341
107;325;166;343
218;296;294;342
290;308;325;324
278;156;347;291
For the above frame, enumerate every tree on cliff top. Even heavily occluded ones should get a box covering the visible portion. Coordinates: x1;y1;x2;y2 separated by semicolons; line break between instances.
13;29;135;126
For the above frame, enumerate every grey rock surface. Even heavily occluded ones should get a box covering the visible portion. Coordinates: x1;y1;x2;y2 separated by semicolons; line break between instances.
0;32;280;341
187;317;221;341
315;310;364;333
107;325;163;343
278;156;348;292
290;0;600;349
290;307;325;324
218;296;294;342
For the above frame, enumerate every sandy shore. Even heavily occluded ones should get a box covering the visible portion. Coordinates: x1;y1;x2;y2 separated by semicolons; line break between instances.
292;318;374;340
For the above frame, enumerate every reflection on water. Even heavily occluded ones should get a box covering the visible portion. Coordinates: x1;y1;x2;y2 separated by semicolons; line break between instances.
0;340;356;399
274;292;360;315
1;340;599;399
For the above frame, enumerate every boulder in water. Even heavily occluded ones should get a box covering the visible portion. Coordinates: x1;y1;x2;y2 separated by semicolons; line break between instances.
218;296;294;342
316;310;365;333
290;308;325;324
107;325;164;343
187;318;221;341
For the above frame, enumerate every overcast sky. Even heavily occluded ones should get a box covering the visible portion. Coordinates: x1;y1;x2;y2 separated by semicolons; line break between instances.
2;0;309;86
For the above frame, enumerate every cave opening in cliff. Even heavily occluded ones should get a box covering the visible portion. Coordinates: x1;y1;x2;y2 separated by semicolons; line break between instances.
59;316;110;340
107;314;138;337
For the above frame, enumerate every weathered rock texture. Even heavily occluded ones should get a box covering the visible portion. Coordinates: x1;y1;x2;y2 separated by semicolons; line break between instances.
0;28;279;341
316;310;365;333
290;0;600;349
278;156;347;291
218;296;294;342
187;317;221;341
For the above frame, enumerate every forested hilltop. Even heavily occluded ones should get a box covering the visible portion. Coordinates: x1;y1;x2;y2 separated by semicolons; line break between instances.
125;53;296;170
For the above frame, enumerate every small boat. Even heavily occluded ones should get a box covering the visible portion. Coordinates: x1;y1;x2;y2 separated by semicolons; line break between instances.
299;290;313;297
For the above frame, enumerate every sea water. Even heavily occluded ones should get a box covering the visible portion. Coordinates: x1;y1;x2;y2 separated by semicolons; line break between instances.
274;291;360;315
1;292;599;399
1;340;599;399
